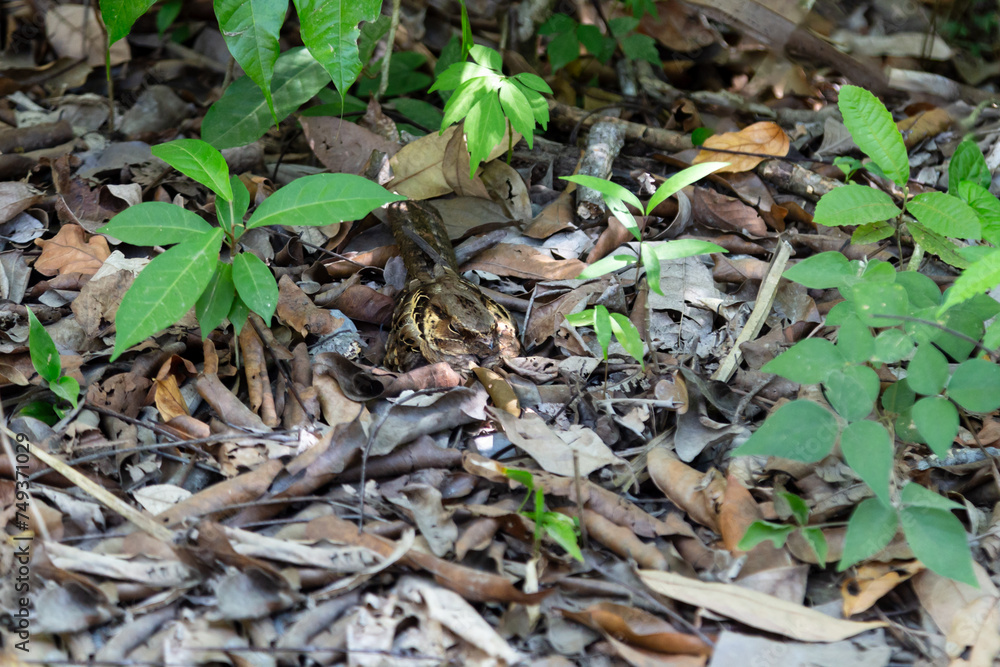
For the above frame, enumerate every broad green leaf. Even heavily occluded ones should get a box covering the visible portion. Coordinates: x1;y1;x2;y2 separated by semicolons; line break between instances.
776;491;810;526
838;498;898;571
440;76;496;129
619;32;660;66
906;221;969;269
593;305;612;360
577;254;637;279
862;259;897;283
783;251;855;289
51;376;80;409
512;81;549;127
895;271;942;309
908;192;981;240
429;62;494;95
957;181;1000;246
606;197;639;236
113;229;224;360
355;51;432;98
546;28;580;72
392;98;444;131
539;12;576;35
900;507;976;586
498;80;536;147
564;310;595;327
218;176;250;234
732;400;839;462
293;0;379;95
906;343;949;395
576;24;615;62
196;262;235;338
99;202;213;246
737;521;794;550
812;185;900;226
948;139;991;194
465;94;507;178
156;0;182;35
609;313;644;366
761;338;846;385
561;175;643;210
645;162;728;214
233;252;279;325
881;379;916;413
512;72;553;94
851;281;909;327
640;243;662;295
947;358;1000;413
932;299;991;361
895;406;923;444
152;139;233;201
246;174;405;229
911;396;958;457
214;0;286;124
900;481;963;510
17;401;59;425
651;239;726;261
228;294;250;335
834;155;864;178
469;44;503;70
27;308;60;384
872;329;914;364
503;467;536;490
541;514;584;562
203;47;331;149
851;220;895;244
837;85;909;186
823;365;879;421
840;420;893;506
939;248;1000;313
99;0;156;44
835;314;874;363
983;319;1000;352
800;527;828;567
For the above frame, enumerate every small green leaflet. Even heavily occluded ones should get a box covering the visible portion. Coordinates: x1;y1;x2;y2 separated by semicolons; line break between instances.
27;308;60;384
233;252;279;325
152;139;233;201
99;0;157;45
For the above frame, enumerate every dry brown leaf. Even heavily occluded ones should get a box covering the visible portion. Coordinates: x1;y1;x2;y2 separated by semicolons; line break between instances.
897;107;952;148
693;121;789;172
912;565;1000;662
34;224;110;277
300;116;400;175
691;187;768;237
152;459;283;528
276;275;344;337
638;570;887;642
461;243;586;280
559;601;712;656
46;5;129;67
443;126;492;199
472;367;520;416
647;447;721;532
524;189;577;239
153;375;189;422
841;561;923;616
558;507;668;570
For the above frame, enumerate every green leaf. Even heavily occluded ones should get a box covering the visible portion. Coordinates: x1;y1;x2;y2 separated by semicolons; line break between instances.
606;197;639;236
99;0;156;45
834;156;864;178
112;229;224;360
911;396;958;457
907;343;949;395
900;481;963;510
837;85;909;186
464;94;507;178
800;527;828;567
895;271;942;309
152;139;233;201
593;305;612;360
900;507;976;586
392;98;443;131
203;47;331;149
512;72;553;95
609;312;645;366
650;239;726;261
906;221;969;269
214;0;286;124
640;243;662;295
356;51;431;98
98;202;213;246
26;308;60;384
564;309;595;327
228;294;250;335
546;28;581;72
577;24;615;62
541;513;584;562
645;162;728;214
440;76;495;128
835;314;874;364
503;467;536;490
51;376;80;409
429;61;494;95
218;176;250;234
732;400;839;462
948;139;991;194
246;174;405;229
619;32;660;66
777;491;810;526
196;262;236;338
577;254;637;279
872;329;914;364
498;80;535;148
840;420;893;506
232;252;279;325
851;220;896;245
823;365;879;421
783;251;856;289
908;192;981;240
983;320;1000;352
293;0;379;95
940;248;1000;313
17;401;59;426
813;185;901;227
156;0;182;35
761;338;846;385
838;498;898;571
737;521;795;550
561;175;643;211
881;378;916;413
957;181;1000;246
947;357;1000;413
851;281;909;327
469;44;503;70
932;300;990;361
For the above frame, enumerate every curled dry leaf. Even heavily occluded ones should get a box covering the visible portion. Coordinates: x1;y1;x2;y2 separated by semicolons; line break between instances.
647;447;721;532
841;561;923;616
557;507;668;570
693;121;789;172
559;601;712;656
462;243;587;280
34;223;110;277
276;274;344;337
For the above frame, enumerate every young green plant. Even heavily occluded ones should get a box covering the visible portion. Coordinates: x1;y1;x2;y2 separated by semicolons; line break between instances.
97;138;404;360
560;163;729;367
22;308;81;424
504;468;584;562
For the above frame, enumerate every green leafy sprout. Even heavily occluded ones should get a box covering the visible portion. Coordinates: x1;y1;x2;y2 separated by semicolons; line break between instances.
97;138;404;361
23;308;81;424
504;468;584;562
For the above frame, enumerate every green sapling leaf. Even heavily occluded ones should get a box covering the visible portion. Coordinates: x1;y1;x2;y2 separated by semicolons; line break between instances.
645;162;728;213
911;396;958;457
837;85;909;186
152;139;233;201
813;184;900;227
233;252;279;325
98;202;213;246
196;262;236;338
214;0;285;124
948;139;991;194
900;506;977;586
840;420;893;507
246;174;405;229
908;192;981;240
732;399;839;462
100;0;157;45
838;498;897;571
26;308;60;384
947;358;1000;413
